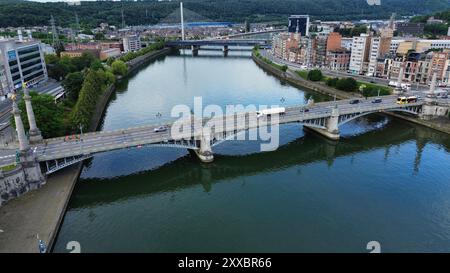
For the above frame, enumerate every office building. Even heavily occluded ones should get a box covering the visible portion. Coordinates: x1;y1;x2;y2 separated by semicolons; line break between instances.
0;38;48;96
288;15;310;37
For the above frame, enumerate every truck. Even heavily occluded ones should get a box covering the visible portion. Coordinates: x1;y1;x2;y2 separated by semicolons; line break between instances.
256;107;286;118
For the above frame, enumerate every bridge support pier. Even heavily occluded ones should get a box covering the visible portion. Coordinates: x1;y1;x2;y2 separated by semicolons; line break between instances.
304;107;340;140
191;45;199;56
193;129;214;163
223;45;229;57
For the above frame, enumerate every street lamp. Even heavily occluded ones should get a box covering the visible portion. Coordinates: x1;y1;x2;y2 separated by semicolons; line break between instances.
79;124;83;155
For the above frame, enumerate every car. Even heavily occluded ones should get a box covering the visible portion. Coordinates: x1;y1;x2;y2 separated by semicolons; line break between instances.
154;126;168;132
349;99;360;104
371;98;382;103
441;94;448;99
300;108;310;113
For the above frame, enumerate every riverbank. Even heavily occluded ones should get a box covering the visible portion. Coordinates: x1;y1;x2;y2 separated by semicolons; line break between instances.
252;52;450;136
0;47;172;253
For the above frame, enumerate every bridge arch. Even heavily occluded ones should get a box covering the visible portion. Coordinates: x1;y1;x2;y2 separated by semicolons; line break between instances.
338;108;420;127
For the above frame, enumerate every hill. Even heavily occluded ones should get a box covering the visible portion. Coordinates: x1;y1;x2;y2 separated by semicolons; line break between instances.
0;0;449;27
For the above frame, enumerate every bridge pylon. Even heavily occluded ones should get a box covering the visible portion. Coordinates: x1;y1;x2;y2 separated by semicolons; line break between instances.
23;85;43;144
421;71;450;120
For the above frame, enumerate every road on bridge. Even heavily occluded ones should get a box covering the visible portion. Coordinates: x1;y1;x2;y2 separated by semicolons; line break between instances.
0;95;428;169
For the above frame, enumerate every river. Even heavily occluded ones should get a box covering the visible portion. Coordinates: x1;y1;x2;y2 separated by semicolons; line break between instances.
53;49;450;253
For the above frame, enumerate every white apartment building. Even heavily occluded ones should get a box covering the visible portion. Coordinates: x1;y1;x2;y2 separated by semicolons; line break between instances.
349;33;370;75
367;37;380;77
123;35;141;53
341;38;353;50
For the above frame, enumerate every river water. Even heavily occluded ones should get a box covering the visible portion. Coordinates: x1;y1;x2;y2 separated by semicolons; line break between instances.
54;50;450;253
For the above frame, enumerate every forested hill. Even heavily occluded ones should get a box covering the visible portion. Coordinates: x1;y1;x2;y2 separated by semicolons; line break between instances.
0;0;449;27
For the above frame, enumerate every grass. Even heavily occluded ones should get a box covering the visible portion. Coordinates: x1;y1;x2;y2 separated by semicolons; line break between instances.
1;164;17;172
356;81;393;96
296;70;308;80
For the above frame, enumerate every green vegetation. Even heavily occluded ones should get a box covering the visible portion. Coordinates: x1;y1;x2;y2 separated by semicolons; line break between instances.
296;70;308;80
411;9;450;37
357;82;392;97
45;52;98;81
326;77;359;92
1;164;17;172
69;69;115;130
334;24;368;38
63;71;84;102
11;92;65;138
119;41;165;63
111;60;128;76
253;48;288;73
307;69;323;81
326;76;392;95
0;0;448;27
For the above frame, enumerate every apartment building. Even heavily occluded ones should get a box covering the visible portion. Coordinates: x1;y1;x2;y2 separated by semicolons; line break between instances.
123;35;142;53
349;33;371;75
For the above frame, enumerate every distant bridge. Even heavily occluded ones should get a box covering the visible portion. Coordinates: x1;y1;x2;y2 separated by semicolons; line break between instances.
166;39;271;55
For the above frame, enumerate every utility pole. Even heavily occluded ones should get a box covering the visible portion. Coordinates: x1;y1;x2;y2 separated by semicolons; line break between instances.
74;12;80;44
180;2;185;41
50;15;59;48
121;8;125;29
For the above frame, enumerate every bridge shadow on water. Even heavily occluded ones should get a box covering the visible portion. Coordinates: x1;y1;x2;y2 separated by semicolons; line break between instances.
68;117;450;209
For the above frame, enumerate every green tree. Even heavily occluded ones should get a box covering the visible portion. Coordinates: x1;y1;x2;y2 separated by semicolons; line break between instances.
307;69;323;81
69;69;113;130
111;60;128;76
326;77;339;87
11;92;65;138
63;72;84;102
335;77;358;92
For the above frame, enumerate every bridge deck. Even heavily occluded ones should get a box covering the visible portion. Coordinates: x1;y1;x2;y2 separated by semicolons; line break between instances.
0;95;426;169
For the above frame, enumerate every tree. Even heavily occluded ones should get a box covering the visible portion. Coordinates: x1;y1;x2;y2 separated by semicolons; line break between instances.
307;69;323;81
111;60;128;76
335;77;358;92
69;68;114;130
90;59;104;71
63;72;84;102
326;77;339;87
11;92;65;138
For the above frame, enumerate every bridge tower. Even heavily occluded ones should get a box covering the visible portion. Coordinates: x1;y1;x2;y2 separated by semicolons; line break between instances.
180;2;185;41
12;95;29;152
23;84;43;143
421;71;450;120
11;94;46;190
394;64;405;95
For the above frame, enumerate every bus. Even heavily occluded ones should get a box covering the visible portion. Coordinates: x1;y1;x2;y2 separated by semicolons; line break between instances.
396;96;417;104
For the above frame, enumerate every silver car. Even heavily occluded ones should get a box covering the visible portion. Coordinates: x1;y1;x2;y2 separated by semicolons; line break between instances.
154;126;168;133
